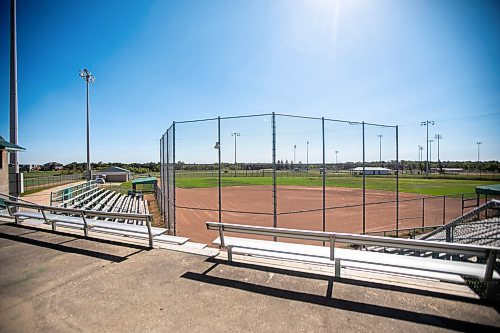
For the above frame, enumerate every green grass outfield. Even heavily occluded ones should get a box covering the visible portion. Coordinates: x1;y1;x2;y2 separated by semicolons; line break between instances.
175;176;498;196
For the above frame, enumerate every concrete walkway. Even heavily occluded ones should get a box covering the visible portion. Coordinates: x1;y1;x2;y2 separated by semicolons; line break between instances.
22;181;86;205
0;222;499;332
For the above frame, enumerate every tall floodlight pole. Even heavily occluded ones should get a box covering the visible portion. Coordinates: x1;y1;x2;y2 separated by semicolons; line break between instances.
477;141;482;172
434;134;442;162
306;141;309;167
429;139;434;172
293;144;296;164
418;145;423;162
9;0;20;196
79;68;95;180
421;120;435;178
377;134;383;162
335;150;339;165
231;132;240;177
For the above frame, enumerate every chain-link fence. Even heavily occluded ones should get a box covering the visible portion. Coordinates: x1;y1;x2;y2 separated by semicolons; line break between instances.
23;173;84;193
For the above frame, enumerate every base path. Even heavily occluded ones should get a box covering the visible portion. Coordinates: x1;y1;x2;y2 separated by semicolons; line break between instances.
175;186;465;244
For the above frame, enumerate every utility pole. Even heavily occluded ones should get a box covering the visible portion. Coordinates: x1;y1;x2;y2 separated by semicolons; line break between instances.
231;132;240;177
377;134;383;162
9;0;20;196
420;120;435;178
79;68;95;180
434;134;442;162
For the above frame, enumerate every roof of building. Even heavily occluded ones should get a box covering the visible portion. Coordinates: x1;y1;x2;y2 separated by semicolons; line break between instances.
351;167;392;171
44;161;63;166
0;135;25;151
475;184;500;196
132;177;158;185
100;166;131;174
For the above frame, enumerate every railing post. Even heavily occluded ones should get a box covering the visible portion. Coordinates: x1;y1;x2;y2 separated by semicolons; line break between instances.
146;215;153;248
81;211;89;237
335;258;341;277
485;250;497;299
219;224;225;248
329;235;335;261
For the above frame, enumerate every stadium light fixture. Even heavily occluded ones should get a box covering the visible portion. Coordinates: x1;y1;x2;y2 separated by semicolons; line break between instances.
420;120;435;178
79;68;95;180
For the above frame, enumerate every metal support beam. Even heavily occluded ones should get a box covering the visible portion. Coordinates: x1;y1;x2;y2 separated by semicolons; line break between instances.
362;122;366;234
9;0;20;196
322;117;326;237
172;122;176;236
396;125;399;237
218;117;222;223
272;112;277;240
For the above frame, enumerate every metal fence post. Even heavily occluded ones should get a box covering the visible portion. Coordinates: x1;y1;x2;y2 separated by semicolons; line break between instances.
322;117;326;237
396;125;399;237
362;121;366;234
422;197;425;228
218;116;222;223
272;112;277;241
442;195;446;225
172;121;177;236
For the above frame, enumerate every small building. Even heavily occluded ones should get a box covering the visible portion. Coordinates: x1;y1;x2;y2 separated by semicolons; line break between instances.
96;166;131;182
350;167;392;175
42;162;63;171
0;135;25;195
131;177;157;193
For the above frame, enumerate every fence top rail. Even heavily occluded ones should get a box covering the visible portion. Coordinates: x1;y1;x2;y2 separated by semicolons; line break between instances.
163;112;396;129
5;199;152;221
206;222;500;257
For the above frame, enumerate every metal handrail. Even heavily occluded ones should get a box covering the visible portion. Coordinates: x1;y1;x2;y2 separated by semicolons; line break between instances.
206;222;500;258
5;199;154;247
422;199;500;240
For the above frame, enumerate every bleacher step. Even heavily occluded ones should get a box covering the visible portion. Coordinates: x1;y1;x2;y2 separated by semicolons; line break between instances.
153;234;189;245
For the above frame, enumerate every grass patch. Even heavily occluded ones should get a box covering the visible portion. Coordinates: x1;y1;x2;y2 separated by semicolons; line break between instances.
175;175;497;196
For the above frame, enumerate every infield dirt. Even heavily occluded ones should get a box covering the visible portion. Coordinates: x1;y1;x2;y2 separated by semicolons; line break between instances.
174;185;468;244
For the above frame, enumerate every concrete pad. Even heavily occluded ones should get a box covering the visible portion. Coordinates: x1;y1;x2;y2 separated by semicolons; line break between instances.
0;222;498;332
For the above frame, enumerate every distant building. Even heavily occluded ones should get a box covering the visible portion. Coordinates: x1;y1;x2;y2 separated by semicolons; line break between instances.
350;167;392;175
0;135;25;195
95;166;131;182
42;162;63;171
20;164;42;172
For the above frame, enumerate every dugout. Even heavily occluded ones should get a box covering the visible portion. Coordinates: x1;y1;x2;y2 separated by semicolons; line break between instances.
132;177;157;193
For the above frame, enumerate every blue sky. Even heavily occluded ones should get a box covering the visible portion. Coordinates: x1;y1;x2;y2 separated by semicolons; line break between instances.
0;0;499;164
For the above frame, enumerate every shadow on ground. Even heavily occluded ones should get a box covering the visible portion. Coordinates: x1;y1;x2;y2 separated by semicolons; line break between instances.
182;257;500;332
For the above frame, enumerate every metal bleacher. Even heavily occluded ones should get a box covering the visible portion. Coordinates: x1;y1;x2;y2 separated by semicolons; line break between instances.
0;181;189;248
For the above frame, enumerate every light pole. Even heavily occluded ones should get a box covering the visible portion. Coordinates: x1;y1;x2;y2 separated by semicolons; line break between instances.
477;141;482;173
418;145;423;162
377;134;383;163
293;144;296;164
335;150;339;169
421;120;435;178
79;68;95;180
9;0;20;196
434;134;442;162
306;141;309;167
231;132;240;177
429;139;434;172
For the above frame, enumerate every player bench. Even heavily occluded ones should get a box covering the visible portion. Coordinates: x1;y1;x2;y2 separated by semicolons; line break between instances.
3;198;163;248
206;222;500;297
